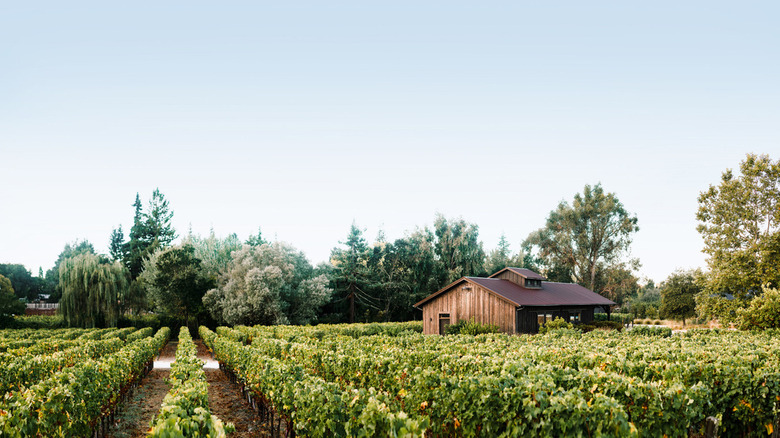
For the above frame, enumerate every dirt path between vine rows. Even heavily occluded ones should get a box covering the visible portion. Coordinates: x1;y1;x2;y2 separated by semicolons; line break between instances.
106;341;176;438
197;339;270;437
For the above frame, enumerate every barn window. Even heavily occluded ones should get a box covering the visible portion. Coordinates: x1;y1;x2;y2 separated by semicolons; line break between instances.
569;312;581;322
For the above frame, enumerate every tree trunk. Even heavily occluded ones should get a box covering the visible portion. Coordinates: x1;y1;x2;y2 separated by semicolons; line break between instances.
349;287;355;324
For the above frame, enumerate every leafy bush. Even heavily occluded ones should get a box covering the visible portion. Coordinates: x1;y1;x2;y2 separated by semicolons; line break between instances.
594;313;633;325
445;319;500;335
579;321;624;332
629;326;672;337
10;315;65;329
538;317;574;334
737;288;780;330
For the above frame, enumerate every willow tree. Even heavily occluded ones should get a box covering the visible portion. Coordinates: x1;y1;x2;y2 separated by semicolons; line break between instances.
59;253;128;328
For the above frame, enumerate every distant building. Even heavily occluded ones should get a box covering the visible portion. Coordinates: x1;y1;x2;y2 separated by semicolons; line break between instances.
414;268;615;334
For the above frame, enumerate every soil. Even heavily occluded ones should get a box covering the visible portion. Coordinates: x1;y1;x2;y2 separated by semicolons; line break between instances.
106;341;177;438
197;339;271;437
105;339;273;438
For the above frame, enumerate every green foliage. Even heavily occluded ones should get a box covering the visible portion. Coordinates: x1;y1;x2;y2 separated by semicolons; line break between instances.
434;214;487;284
329;222;372;323
59;253;129;328
444;318;500;335
0;275;24;326
125;190;178;279
524;183;639;297
203;242;331;326
485;233;527;276
206;324;780;436
694;291;746;326
141;244;212;329
697;153;780;298
0;263;49;301
538;316;574;334
594;313;633;324
149;327;234;437
737;288;780;330
579;320;624;332
659;269;702;325
44;240;97;302
183;230;242;279
0;328;169;437
10;315;65;329
629;326;672;337
624;284;661;319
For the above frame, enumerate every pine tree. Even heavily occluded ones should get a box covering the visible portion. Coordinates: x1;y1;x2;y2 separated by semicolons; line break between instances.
109;225;127;262
330;223;371;323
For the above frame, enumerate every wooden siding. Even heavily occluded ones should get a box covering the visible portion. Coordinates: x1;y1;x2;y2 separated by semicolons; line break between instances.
421;281;517;335
495;270;525;287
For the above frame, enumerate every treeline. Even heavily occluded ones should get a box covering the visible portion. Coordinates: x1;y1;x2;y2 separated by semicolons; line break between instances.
2;153;778;330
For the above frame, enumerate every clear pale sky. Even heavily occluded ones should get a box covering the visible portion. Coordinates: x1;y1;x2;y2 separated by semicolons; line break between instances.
1;2;778;283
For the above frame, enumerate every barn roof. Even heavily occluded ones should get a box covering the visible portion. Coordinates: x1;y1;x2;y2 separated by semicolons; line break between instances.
467;277;615;307
489;267;547;280
414;275;615;308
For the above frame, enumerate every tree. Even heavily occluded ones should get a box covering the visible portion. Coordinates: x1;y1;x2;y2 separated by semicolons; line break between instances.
696;153;780;299
0;264;38;301
59;253;128;328
594;260;641;305
329;223;372;323
433;214;487;285
144;188;177;248
203;242;331;326
737;287;780;330
246;227;267;247
524;183;639;292
659;269;703;326
126;193;147;278
44;240;96;302
109;226;127;262
0;275;25;325
184;230;242;279
486;233;527;276
140;244;211;329
125;189;177;279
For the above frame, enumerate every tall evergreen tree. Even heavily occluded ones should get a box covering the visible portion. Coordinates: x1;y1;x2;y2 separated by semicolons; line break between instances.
109;225;127;262
144;188;177;248
330;223;371;323
127;193;147;278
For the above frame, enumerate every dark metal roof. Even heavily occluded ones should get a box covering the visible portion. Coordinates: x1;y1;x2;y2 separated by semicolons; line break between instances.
466;277;616;307
489;267;547;280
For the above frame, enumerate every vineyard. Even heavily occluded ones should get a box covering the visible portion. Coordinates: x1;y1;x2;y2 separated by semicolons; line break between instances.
201;323;780;438
0;323;778;437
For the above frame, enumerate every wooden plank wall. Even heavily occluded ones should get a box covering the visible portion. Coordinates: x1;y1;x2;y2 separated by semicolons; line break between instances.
496;270;524;287
422;281;516;334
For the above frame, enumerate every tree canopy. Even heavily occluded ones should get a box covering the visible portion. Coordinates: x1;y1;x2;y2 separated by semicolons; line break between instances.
203;242;331;326
59;253;128;328
659;269;703;326
140;244;212;328
697;153;780;299
524;183;639;296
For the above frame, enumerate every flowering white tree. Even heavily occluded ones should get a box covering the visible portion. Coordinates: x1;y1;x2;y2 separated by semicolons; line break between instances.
203;242;331;326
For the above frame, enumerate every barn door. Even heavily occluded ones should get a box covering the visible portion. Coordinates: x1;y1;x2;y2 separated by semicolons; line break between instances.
439;313;451;335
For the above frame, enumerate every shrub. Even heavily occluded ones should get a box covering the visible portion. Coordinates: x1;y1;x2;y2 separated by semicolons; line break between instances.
629;326;672;337
579;321;624;332
737;288;780;330
538;317;574;334
445;319;500;335
594;313;633;325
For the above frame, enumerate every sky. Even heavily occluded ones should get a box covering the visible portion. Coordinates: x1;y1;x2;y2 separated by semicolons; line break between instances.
1;1;778;283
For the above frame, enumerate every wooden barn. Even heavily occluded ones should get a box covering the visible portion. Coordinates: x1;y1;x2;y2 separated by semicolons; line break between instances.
414;267;616;334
